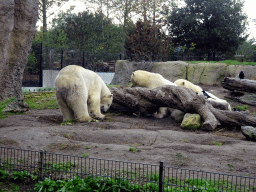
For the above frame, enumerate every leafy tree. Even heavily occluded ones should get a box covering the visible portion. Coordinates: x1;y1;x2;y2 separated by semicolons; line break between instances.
167;0;247;60
81;0;177;56
51;11;123;52
125;20;170;60
236;39;256;61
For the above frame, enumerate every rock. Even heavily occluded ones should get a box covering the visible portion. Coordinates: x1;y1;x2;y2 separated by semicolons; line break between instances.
110;60;154;85
151;61;188;82
181;113;201;130
227;65;256;81
187;63;227;85
241;126;256;141
110;60;133;85
171;109;185;123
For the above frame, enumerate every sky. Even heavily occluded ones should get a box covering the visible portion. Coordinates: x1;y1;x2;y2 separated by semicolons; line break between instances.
39;0;256;40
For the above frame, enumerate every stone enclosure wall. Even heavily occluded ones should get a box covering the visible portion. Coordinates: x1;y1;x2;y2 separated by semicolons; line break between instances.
111;60;256;85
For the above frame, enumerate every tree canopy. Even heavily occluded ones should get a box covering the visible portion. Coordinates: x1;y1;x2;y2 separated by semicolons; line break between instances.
50;11;123;52
125;20;170;60
167;0;247;59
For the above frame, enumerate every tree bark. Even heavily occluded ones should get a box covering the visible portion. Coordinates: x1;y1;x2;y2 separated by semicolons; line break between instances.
222;77;256;93
109;86;256;130
0;0;39;111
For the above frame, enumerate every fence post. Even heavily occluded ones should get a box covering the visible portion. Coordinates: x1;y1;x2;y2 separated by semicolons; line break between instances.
159;161;164;192
82;51;85;68
61;50;64;69
39;41;43;87
38;150;44;181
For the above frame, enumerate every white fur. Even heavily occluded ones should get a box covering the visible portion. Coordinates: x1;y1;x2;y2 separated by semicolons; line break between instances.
131;70;177;89
174;79;203;95
205;91;232;111
55;65;113;122
174;79;231;111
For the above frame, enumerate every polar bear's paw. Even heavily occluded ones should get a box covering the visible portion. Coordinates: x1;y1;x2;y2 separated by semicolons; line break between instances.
89;111;106;120
153;107;168;119
77;115;93;122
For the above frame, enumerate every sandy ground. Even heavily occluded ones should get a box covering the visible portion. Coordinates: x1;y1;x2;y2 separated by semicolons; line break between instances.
0;85;256;178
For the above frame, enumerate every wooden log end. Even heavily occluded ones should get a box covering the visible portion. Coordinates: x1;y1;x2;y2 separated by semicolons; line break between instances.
201;121;220;131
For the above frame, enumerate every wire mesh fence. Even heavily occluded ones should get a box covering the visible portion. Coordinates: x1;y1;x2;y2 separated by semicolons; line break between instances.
0;146;255;191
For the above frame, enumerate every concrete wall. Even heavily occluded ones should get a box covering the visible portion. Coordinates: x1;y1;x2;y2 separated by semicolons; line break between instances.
43;70;115;88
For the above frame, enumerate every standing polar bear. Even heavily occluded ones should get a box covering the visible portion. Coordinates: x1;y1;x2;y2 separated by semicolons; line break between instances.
174;79;231;111
55;65;113;122
131;70;177;118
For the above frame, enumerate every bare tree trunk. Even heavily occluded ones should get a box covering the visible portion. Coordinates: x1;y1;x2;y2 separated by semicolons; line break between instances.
109;86;256;130
0;0;39;111
222;77;256;93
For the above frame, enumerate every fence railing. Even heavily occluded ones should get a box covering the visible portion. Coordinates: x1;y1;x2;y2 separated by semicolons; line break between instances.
0;146;255;191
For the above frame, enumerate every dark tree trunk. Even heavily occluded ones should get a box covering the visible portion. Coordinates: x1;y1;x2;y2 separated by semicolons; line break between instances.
0;0;39;111
109;86;256;130
222;77;256;93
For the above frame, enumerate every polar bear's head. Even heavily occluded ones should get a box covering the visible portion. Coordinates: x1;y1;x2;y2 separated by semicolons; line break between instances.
100;94;113;113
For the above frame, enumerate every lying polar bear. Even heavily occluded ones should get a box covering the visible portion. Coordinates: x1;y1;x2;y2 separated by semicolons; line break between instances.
131;70;177;118
55;65;113;122
174;79;231;111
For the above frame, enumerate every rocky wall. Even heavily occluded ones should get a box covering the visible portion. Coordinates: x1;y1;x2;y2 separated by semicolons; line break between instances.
110;60;256;85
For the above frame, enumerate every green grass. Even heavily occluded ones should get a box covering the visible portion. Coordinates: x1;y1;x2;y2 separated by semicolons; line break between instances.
187;60;256;66
0;97;16;119
23;91;58;109
210;141;223;146
236;105;249;111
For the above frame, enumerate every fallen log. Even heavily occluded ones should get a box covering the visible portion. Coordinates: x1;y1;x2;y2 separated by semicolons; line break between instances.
222;77;256;93
109;86;256;131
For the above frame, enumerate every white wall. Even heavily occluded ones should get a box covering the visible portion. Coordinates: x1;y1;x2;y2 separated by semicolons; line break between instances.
43;70;115;88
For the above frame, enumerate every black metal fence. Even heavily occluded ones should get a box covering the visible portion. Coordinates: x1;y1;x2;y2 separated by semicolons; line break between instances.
0;146;255;191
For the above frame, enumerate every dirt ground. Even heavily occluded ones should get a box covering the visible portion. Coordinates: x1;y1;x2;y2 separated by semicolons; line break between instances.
0;85;256;178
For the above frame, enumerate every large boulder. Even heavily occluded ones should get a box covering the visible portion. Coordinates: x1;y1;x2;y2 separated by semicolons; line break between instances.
171;109;185;123
110;60;134;85
241;126;256;140
187;63;227;85
227;65;256;80
110;60;154;85
180;113;201;130
151;61;188;82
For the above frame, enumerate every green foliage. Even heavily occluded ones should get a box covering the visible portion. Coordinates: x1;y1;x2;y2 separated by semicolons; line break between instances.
236;105;249;111
0;169;38;182
0;169;9;180
61;119;76;125
0;169;254;192
25;52;38;74
50;11;123;52
45;161;77;172
168;0;247;59
187;60;256;66
210;141;223;146
81;153;89;157
236;39;256;62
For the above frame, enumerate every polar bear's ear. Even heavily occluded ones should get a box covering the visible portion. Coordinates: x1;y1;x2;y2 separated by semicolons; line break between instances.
108;94;113;98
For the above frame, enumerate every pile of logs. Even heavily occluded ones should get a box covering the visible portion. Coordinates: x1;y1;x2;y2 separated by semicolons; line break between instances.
109;84;256;131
